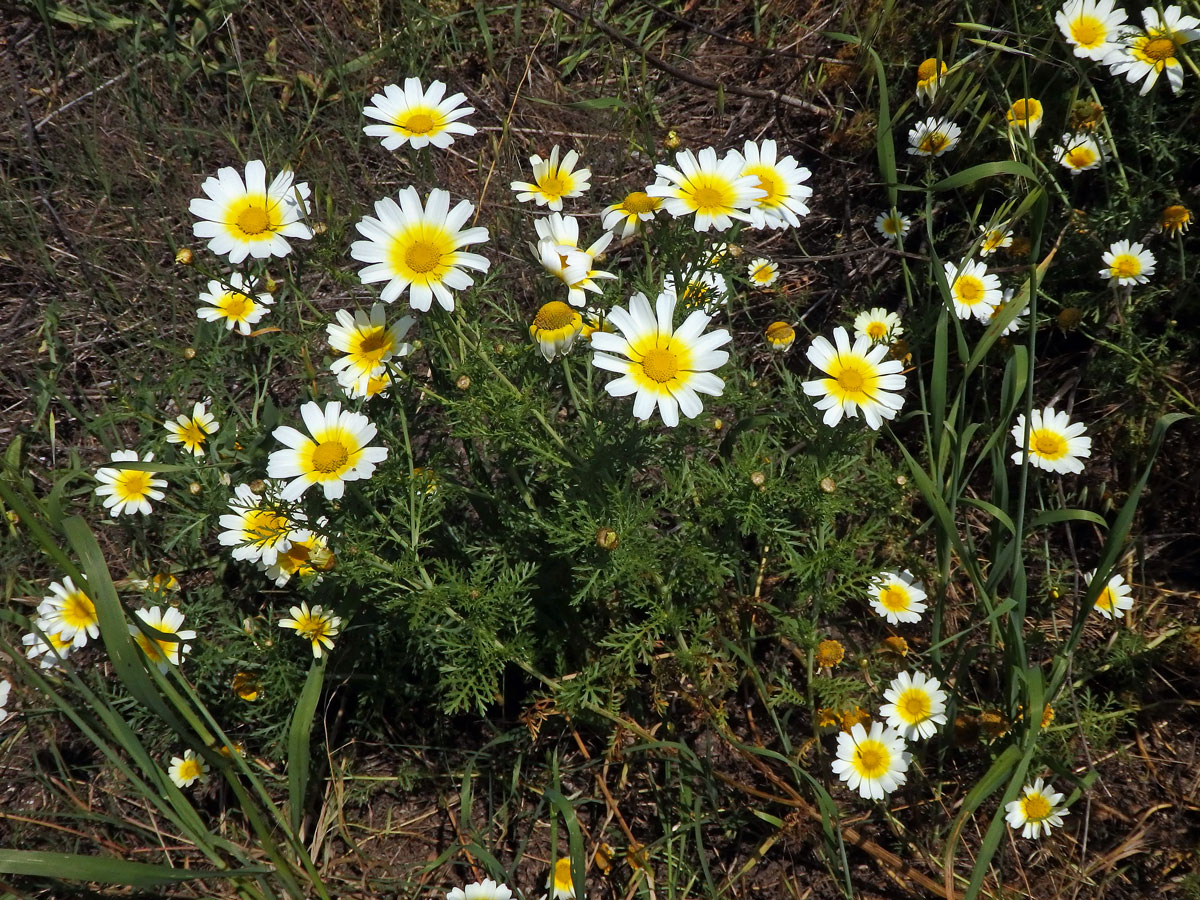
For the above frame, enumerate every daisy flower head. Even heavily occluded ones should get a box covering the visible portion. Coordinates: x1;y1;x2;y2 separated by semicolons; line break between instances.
831;721;912;800
916;57;948;104
875;209;912;241
880;671;949;740
510;145;591;211
218;481;302;565
663;269;728;314
802;326;907;429
1010;406;1092;474
164;401;219;457
732;139;813;230
1104;5;1200;95
868;570;928;624
1006;98;1044;137
1057;0;1128;59
168;749;209;788
189;160;312;264
550;858;576;900
326;303;415;395
907;116;962;158
362;77;476;150
279;602;341;658
447;880;513;900
23;628;75;669
1054;132;1105;175
531;213;616;307
1161;203;1192;235
765;321;795;351
196;272;274;336
646;146;765;232
530;300;584;362
602;183;665;238
340;367;394;400
260;527;331;587
989;289;1027;336
943;259;1002;321
979;224;1013;256
747;257;779;287
267;401;388;502
853;308;903;344
1100;239;1156;286
350;187;490;312
581;311;615;341
130;606;196;674
590;290;732;427
94;450;166;517
1005;778;1069;839
36;577;98;649
1087;569;1135;619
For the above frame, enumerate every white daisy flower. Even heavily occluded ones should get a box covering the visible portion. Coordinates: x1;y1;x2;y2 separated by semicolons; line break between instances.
164;401;219;457
988;289;1027;335
549;858;576;900
279;602;341;658
1086;569;1135;619
447;879;513;900
168;749;209;788
747;257;780;286
218;481;302;565
1056;0;1128;60
35;576;98;648
530;301;584;362
189;160;312;264
350;187;490;312
802;326;906;429
853;308;903;343
663;269;728;314
831;722;912;800
130;606;196;674
1005;98;1044;137
23;629;75;669
601;182;666;237
1054;132;1105;175
1005;778;1068;839
1103;4;1200;95
260;527;330;587
732;139;813;230
868;570;928;624
267;401;388;501
362;77;476;150
531;213;616;308
511;146;591;210
94;450;166;517
1099;239;1156;286
338;367;394;400
1010;406;1091;474
196;273;274;336
875;209;911;241
646;146;765;232
765;321;795;351
880;671;949;740
907;117;962;157
326;303;415;395
979;224;1013;256
916;58;948;104
590;290;732;427
944;259;1002;321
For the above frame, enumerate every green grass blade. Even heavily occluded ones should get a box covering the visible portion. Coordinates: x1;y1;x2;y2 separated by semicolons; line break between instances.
0;850;267;886
287;658;326;833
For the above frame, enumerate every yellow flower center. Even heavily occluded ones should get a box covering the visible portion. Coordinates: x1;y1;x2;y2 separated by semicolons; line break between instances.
815;639;844;667
898;687;932;722
1009;99;1039;122
866;321;888;340
837;368;864;392
312;440;350;474
403;112;436;134
917;57;943;82
220;292;253;320
405;240;444;274
681;281;713;308
134;631;171;665
1070;15;1106;48
355;328;392;365
61;590;97;630
746;165;784;206
232;672;261;701
116;469;154;499
540;173;569;198
920;132;949;154
1095;586;1115;612
1110;255;1141;279
553;858;573;893
882;215;903;234
956;276;985;305
235;203;271;236
640;347;680;383
752;264;774;282
622;191;658;214
177;758;205;781
852;740;890;778
1030;428;1068;460
1021;793;1052;821
1065;145;1097;169
1139;35;1178;62
244;508;291;546
879;584;910;612
1162;204;1191;231
765;322;794;345
181;420;208;447
534;301;577;331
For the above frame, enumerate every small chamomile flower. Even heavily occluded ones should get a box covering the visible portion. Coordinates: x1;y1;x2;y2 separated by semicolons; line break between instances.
530;301;585;362
1005;778;1068;839
36;577;98;648
732;139;813;230
1161;204;1192;235
279;602;341;658
1054;132;1105;175
1100;239;1156;286
1010;406;1092;474
1103;4;1200;95
1006;98;1044;137
218;481;302;566
164;402;219;457
989;289;1028;335
831;722;912;800
531;213;616;308
189;160;312;264
764;321;795;351
22;629;75;669
868;570;928;624
168;750;209;788
267;402;388;502
907;117;962;157
511;146;591;210
916;57;948;103
944;259;1002;321
1086;569;1135;619
601;183;665;237
979;224;1013;256
131;606;196;674
1056;0;1128;59
196;273;274;336
362;77;477;150
326;303;415;395
880;671;948;740
447;879;513;900
94;451;167;517
853;308;903;344
260;528;331;587
802;327;907;429
875;209;912;241
647;146;765;232
549;858;576;900
747;257;779;286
